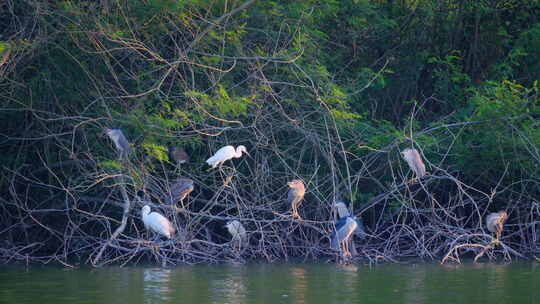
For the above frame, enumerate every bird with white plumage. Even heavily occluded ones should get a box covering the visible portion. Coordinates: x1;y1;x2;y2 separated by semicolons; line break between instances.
206;145;249;169
141;205;175;239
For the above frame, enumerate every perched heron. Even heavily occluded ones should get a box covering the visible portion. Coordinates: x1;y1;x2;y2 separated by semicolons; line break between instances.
225;220;247;244
287;179;305;219
163;178;194;206
332;200;365;238
206;145;249;169
169;146;190;165
485;211;508;240
333;200;350;219
141;205;175;239
401;148;426;181
330;216;358;257
105;128;131;158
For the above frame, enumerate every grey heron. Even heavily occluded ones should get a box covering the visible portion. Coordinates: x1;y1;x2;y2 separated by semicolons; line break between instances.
141;205;175;239
287;179;305;219
332;200;366;238
485;211;508;240
206;145;249;169
401;148;426;182
330;216;359;257
105;128;131;159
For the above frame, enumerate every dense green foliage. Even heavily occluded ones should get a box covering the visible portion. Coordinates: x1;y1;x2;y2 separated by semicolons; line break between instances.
0;0;539;264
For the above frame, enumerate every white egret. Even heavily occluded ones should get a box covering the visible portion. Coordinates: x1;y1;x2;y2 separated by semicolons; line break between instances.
225;220;247;244
206;145;249;169
141;205;175;239
485;211;508;240
287;179;305;219
330;216;358;257
401;148;426;181
105;128;131;158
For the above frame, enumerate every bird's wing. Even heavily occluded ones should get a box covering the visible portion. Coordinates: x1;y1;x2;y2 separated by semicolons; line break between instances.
412;150;426;177
354;218;365;238
485;213;498;232
330;217;349;249
287;189;295;204
206;146;234;164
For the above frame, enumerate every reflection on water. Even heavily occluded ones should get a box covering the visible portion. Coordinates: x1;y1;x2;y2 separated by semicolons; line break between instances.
143;268;172;303
209;266;247;304
0;262;539;304
291;267;307;304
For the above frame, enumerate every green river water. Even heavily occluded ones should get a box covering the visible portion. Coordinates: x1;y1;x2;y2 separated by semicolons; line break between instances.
0;262;538;303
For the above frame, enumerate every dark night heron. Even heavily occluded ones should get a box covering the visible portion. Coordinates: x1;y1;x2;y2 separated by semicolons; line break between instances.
401;148;426;182
105;128;131;159
163;178;194;206
485;211;508;240
206;145;249;169
330;216;359;257
169;146;190;165
141;205;175;239
332;200;366;238
225;220;247;244
287;179;305;219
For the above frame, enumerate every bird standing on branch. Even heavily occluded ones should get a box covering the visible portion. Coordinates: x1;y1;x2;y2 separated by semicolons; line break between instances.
485;211;508;240
163;178;194;207
401;148;426;183
330;216;359;258
288;179;305;219
226;220;247;244
141;205;175;239
105;128;131;159
169;146;190;165
332;200;366;238
206;145;249;169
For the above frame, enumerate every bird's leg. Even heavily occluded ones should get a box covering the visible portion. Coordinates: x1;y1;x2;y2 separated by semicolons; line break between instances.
342;240;351;258
292;206;302;220
408;177;418;185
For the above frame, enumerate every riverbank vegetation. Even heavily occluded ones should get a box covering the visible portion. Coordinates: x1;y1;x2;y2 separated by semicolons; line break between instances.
1;0;539;266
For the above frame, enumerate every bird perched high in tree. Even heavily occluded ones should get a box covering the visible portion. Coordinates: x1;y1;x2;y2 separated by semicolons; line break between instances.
287;179;305;219
141;205;175;239
401;148;426;182
485;211;508;240
105;128;131;159
169;146;190;165
163;178;194;206
206;145;249;169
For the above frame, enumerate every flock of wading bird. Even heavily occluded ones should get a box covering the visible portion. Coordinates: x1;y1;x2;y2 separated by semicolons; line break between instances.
105;128;509;259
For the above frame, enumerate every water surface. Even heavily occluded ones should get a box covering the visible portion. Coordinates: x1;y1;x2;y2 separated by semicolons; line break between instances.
0;262;538;303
